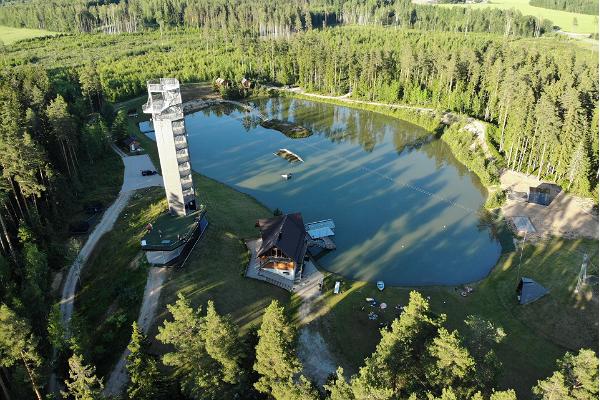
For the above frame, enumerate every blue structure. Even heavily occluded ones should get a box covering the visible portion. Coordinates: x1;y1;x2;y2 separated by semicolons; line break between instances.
517;277;549;305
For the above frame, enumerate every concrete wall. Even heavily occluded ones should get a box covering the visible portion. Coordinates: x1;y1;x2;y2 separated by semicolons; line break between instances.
154;118;186;216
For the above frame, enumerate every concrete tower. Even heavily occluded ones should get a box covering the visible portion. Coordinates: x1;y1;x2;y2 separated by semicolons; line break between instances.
143;78;196;216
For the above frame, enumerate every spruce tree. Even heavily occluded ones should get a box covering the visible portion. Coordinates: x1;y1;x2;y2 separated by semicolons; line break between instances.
201;300;243;385
253;300;301;394
0;304;43;400
126;322;162;400
352;291;440;398
156;293;223;399
62;352;104;400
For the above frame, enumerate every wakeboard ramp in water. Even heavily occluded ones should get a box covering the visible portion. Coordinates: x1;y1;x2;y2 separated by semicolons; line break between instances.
274;148;304;163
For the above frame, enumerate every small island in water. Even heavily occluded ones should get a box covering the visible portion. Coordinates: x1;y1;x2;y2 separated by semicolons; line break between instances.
260;118;312;138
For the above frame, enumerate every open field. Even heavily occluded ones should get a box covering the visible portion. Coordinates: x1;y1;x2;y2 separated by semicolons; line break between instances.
439;0;598;34
0;25;56;44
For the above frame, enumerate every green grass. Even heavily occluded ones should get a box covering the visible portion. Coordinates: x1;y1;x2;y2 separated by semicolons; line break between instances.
95;95;596;397
0;25;56;45
311;238;598;397
75;187;167;376
133;131;290;353
439;0;599;34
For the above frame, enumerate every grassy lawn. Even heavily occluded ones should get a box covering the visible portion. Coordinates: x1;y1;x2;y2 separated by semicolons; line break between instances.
0;25;56;45
75;187;167;376
311;238;598;397
132;127;290;352
439;0;598;34
111;93;596;398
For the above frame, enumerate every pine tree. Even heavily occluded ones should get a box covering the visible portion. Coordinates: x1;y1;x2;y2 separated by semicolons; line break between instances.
253;300;302;394
0;304;43;400
62;352;104;400
352;291;440;398
426;328;475;396
533;349;598;400
156;293;221;400
127;322;162;400
490;389;518;400
201;300;243;385
325;367;355;400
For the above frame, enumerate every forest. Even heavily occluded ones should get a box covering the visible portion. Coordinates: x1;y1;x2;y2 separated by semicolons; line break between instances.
529;0;599;16
0;0;553;37
4;26;597;196
0;2;598;398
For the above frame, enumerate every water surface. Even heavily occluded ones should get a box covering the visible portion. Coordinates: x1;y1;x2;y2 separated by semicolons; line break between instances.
142;98;500;285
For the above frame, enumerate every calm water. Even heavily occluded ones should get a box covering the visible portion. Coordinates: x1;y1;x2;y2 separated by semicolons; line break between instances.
141;98;500;286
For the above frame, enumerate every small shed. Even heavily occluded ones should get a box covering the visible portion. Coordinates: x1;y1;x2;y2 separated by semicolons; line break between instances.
215;77;231;88
528;186;552;206
516;277;549;305
241;77;252;89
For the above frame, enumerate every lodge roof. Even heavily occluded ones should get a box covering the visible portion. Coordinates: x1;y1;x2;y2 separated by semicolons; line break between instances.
256;213;307;265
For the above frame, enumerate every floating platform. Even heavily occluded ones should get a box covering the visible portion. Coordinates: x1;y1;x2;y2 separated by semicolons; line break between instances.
261;119;312;138
274;148;304;163
305;219;336;250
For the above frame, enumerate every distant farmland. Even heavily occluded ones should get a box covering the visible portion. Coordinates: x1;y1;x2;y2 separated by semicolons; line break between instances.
0;25;56;45
440;0;598;35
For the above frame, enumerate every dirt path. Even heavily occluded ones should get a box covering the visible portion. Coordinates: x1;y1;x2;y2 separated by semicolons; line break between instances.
50;150;162;394
295;262;337;387
103;267;169;396
275;86;437;114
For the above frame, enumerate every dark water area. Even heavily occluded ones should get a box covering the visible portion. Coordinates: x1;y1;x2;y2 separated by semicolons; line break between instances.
141;97;501;286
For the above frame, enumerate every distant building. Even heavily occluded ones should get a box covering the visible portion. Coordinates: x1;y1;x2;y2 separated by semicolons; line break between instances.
142;78;196;216
255;213;308;282
215;77;231;88
241;77;252;89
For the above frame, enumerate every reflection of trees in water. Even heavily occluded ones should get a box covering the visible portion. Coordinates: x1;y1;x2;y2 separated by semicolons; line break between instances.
419;140;486;195
257;98;433;154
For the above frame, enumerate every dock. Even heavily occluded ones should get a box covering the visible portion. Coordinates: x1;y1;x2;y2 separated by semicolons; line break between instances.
305;219;336;250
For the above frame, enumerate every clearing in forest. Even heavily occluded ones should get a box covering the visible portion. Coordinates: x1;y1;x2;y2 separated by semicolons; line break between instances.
0;25;56;45
439;0;598;35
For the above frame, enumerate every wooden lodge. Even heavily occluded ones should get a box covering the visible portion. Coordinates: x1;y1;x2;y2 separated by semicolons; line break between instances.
255;213;308;282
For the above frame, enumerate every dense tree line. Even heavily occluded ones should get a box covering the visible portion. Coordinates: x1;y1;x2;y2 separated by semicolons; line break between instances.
0;0;553;37
529;0;599;16
54;291;598;399
0;59;126;398
6;26;594;195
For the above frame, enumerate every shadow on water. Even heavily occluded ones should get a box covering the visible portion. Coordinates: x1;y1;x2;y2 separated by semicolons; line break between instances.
143;97;501;285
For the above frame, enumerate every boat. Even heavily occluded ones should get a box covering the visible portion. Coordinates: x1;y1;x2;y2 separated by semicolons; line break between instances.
281;173;292;180
376;281;385;291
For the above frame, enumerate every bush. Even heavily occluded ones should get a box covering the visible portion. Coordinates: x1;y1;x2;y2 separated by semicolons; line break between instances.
484;190;507;209
441;124;500;187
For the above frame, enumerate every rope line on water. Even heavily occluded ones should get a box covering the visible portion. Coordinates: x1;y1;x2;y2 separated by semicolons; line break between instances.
296;134;479;216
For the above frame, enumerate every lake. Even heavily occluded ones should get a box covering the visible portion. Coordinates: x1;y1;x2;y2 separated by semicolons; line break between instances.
141;97;501;286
